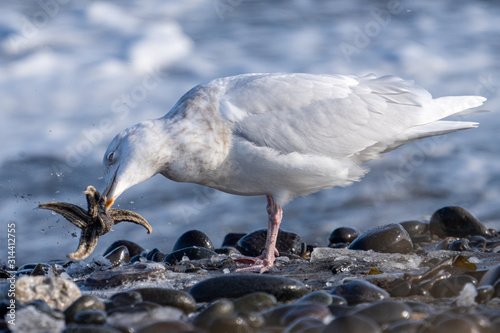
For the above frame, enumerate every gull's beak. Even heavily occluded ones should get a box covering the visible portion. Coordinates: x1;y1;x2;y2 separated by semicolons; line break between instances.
101;168;119;211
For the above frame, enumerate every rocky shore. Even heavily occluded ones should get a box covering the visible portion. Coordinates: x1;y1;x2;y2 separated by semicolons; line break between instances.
2;206;500;333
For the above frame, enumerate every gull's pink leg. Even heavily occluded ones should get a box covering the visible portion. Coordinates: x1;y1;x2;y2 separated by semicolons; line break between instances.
235;195;282;273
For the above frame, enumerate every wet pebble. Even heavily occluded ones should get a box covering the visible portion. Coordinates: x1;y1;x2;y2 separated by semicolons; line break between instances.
74;309;107;325
164;246;218;265
430;317;480;333
137;320;197;333
400;220;429;237
348;223;413;254
173;229;214;251
284;317;325;333
478;263;500;287
105;291;142;313
63;324;122;332
430;206;489;238
104;245;130;267
237;229;303;256
232;292;278;313
84;262;165;288
189;274;308;302
192;299;234;329
328;227;360;245
280;303;331;326
64;295;106;323
430;275;478;298
15;276;81;310
448;239;471;251
331;280;389;305
221;232;247;247
475;285;494;304
209;316;252;333
389;280;412;297
321;314;381;333
296;290;334;305
132;288;197;314
103;240;145;258
351;300;412;325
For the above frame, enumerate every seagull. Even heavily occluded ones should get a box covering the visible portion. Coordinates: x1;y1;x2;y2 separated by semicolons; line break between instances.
100;73;485;272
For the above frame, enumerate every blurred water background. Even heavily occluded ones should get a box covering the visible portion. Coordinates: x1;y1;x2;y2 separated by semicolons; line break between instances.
1;0;499;264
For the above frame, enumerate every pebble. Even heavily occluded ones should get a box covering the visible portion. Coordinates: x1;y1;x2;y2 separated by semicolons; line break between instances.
221;232;247;247
295;290;334;305
173;229;214;251
430;206;490;238
328;227;360;245
478;263;500;286
237;229;303;256
280;303;331;326
284;317;325;333
430;317;480;333
448;239;471;251
163;246;218;265
132;288;197;314
331;280;389;305
232;292;278;313
399;220;429;237
209;316;252;333
189;274;308;302
74;309;107;325
64;295;106;323
63;324;122;333
192;299;234;329
321;314;381;333
84;262;165;287
348;223;413;254
104;245;130;266
351;300;412;325
103;240;145;258
15;276;81;310
430;275;478;298
137;320;197;333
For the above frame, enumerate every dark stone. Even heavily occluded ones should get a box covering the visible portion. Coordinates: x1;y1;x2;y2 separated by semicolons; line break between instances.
131;288;197;314
351;300;412;325
164;246;218;265
348;223;413;254
192;299;234;329
209;316;252;333
104;246;130;267
146;248;161;261
189;274;308;302
430;275;478;298
107;301;160;316
150;251;166;262
296;290;334;305
136;320;197;333
321;314;381;333
331;280;389;305
214;247;240;256
478;263;500;287
399;220;429;237
448;239;471;251
285;317;325;333
63;324;122;333
84;262;165;288
64;295;106;323
387;321;424;333
74;310;107;325
103;240;145;258
236;229;302;257
221;233;247;247
238;311;265;329
430;206;489;238
232;292;277;313
105;291;142;312
280;303;331;326
431;318;480;333
173;230;214;251
389;280;412;297
328;227;360;245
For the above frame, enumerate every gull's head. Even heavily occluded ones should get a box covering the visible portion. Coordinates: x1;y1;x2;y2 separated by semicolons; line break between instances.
101;120;165;210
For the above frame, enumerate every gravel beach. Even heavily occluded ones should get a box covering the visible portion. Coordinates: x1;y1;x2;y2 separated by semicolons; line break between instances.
2;206;500;333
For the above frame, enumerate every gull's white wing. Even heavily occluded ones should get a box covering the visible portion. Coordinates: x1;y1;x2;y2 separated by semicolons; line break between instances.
215;73;485;162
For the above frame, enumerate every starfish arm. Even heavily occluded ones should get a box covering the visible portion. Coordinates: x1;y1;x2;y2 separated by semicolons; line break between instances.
83;186;101;218
68;227;100;260
107;209;153;234
39;202;90;229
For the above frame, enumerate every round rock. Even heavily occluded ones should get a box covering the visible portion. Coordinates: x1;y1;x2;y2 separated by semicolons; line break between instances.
131;288;197;314
430;206;489;238
352;300;412;325
221;232;247;247
321;314;381;333
329;227;360;245
103;240;145;258
237;229;303;256
164;246;218;265
331;280;389;305
84;262;165;288
15;276;81;310
348;223;413;254
64;295;106;323
173;229;214;251
189;274;308;302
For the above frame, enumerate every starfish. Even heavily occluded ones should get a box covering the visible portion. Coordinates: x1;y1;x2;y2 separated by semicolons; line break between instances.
39;186;152;260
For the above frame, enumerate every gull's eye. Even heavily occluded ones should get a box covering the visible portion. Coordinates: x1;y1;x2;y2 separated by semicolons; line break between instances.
107;152;114;163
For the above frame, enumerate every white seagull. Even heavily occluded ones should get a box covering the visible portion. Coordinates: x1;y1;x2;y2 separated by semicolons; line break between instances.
100;73;485;272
